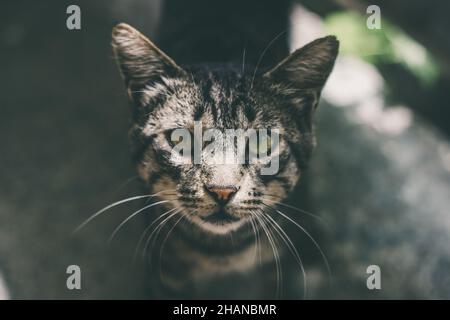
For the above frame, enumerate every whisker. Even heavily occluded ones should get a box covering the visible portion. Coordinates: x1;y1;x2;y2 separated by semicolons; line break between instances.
241;46;247;74
266;215;283;299
144;209;181;262
252;212;282;299
263;197;329;226
261;212;307;299
263;203;332;284
108;200;171;243
250;29;288;90
73;189;176;233
158;210;191;278
252;215;263;265
248;216;260;264
132;207;180;263
112;175;139;195
144;191;178;205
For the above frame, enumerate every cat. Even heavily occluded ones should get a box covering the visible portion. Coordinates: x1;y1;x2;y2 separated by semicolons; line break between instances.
111;0;338;298
1;0;449;300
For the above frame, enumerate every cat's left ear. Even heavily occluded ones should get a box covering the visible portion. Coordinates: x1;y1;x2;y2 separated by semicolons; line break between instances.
112;23;185;89
263;36;339;93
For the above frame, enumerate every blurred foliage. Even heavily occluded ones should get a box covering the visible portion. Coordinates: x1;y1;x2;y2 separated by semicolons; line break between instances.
324;11;440;86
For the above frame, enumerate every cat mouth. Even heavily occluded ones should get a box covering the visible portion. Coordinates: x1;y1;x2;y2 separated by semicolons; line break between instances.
200;209;240;224
190;209;246;235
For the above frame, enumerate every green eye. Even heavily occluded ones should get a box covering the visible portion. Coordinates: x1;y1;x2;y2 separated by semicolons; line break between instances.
171;135;180;145
167;132;182;148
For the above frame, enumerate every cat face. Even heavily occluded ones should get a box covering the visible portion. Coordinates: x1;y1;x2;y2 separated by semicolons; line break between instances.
112;23;338;238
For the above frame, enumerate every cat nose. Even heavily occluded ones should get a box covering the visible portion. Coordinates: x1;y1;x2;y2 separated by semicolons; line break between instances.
205;184;238;205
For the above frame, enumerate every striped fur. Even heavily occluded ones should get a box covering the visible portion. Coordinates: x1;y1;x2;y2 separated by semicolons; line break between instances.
112;5;338;297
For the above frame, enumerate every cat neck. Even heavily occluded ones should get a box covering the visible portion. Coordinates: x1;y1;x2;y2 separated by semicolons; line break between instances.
151;225;278;297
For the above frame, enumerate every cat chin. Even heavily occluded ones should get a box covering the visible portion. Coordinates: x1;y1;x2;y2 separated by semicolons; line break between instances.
188;215;247;236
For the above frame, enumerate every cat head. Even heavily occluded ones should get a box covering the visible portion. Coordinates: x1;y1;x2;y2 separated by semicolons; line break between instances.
112;23;338;238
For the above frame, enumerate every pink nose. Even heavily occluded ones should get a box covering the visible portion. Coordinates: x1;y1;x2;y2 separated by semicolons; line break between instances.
206;185;238;204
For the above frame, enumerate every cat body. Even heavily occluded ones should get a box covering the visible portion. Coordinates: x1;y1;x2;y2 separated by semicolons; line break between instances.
112;0;338;298
2;0;449;300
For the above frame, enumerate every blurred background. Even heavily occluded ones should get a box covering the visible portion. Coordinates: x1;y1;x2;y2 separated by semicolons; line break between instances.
0;0;449;299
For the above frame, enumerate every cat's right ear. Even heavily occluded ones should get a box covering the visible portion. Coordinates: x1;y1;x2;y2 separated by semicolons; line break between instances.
112;23;185;90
